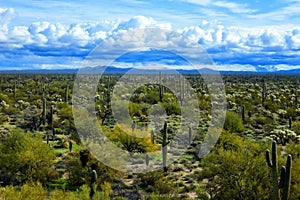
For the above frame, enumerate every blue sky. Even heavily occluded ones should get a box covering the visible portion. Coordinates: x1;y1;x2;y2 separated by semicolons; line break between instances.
1;0;300;71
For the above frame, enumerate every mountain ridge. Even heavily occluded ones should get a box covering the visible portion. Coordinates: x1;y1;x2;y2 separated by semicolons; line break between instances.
1;66;300;74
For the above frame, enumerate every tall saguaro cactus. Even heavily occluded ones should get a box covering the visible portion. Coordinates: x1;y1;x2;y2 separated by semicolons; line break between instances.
90;170;97;200
295;89;298;107
241;105;245;123
188;126;192;145
42;97;47;125
159;71;164;102
162;121;168;172
65;84;69;103
262;79;267;106
13;81;17;100
266;140;292;200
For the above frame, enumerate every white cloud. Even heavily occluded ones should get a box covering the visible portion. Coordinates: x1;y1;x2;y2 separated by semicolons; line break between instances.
1;7;300;71
178;0;211;6
213;1;256;14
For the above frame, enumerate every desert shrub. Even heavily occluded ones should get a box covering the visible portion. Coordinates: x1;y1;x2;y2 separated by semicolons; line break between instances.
0;182;47;200
292;121;300;135
223;111;244;133
0;128;57;185
201;132;272;200
65;147;120;188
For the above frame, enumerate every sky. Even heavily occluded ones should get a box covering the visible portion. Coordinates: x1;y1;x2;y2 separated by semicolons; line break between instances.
1;0;300;71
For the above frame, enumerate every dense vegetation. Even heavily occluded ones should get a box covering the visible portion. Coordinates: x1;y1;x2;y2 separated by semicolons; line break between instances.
0;73;300;199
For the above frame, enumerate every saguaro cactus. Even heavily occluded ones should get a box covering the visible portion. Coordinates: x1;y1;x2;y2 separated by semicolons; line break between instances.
65;84;69;103
69;140;72;152
242;105;245;123
295;89;298;107
42;97;47;125
188;126;192;145
162;121;168;172
90;170;97;200
159;71;164;102
13;81;17;100
151;130;155;144
266;140;292;200
46;132;49;145
262;79;267;106
145;154;150;166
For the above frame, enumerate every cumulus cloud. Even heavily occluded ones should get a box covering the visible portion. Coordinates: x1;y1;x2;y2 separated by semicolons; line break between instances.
1;7;300;71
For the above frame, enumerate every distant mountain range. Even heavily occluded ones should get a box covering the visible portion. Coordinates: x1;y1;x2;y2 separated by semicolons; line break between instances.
1;66;300;75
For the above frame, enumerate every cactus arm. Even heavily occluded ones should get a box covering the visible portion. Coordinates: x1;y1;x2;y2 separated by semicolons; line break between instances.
282;155;292;200
271;141;277;170
279;166;286;189
266;150;273;168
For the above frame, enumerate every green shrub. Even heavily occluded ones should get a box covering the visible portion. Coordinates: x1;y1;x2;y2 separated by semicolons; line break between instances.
201;132;272;199
0;182;47;200
223;111;244;133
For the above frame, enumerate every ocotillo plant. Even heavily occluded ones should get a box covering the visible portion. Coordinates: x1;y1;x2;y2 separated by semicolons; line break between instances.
266;140;292;200
90;170;97;200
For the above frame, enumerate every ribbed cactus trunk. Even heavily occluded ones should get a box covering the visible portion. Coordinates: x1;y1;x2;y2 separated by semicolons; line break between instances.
282;155;292;200
162;121;168;172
